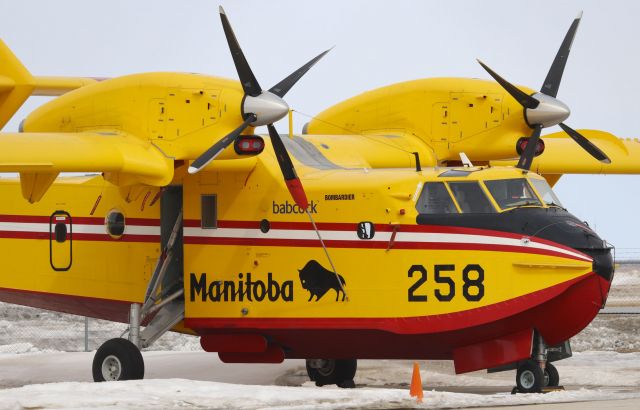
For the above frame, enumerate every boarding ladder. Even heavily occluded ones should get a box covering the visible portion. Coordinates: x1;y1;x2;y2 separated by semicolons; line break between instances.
128;210;185;348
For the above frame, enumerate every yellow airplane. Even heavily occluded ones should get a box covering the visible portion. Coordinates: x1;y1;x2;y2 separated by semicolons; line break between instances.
0;8;619;393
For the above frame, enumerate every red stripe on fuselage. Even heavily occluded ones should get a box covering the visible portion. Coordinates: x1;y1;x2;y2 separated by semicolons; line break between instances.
0;214;160;226
182;236;587;261
183;219;587;258
0;215;587;260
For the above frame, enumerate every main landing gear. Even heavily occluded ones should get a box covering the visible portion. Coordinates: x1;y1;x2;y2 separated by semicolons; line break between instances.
93;211;185;382
306;359;357;388
92;337;144;381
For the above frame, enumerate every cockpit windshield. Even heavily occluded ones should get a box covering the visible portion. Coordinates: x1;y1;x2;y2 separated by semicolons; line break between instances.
484;178;542;210
448;182;495;213
415;176;561;215
416;182;458;214
529;178;563;208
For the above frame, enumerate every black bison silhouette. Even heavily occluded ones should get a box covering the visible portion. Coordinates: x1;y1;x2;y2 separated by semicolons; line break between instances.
298;260;347;301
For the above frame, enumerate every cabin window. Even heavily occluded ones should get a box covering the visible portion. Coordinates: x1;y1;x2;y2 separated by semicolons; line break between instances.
448;182;496;213
416;182;458;214
54;222;67;243
201;194;217;229
529;178;563;208
485;178;542;209
105;209;126;239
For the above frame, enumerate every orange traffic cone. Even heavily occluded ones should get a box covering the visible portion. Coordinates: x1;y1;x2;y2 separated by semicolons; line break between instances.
410;361;424;403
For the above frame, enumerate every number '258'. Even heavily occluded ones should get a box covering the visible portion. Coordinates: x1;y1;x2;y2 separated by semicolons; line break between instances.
408;264;485;302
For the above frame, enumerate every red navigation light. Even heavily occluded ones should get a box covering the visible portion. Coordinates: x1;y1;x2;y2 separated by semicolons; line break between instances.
234;135;265;155
516;137;545;157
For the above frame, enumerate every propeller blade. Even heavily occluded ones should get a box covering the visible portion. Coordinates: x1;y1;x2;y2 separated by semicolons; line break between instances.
219;6;262;97
477;59;540;109
541;12;582;98
188;114;257;174
269;48;332;98
516;125;543;171
267;124;309;210
559;122;611;164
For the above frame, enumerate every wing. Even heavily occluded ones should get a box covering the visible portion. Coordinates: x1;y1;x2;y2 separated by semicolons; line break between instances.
491;129;640;174
0;131;173;202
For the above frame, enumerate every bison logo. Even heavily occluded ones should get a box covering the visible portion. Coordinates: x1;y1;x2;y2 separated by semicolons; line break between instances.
298;260;347;302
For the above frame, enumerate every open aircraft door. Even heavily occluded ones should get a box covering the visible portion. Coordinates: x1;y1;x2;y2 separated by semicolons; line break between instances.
49;210;72;271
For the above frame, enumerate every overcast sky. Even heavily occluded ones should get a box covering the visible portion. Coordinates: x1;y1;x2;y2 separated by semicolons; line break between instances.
1;0;639;253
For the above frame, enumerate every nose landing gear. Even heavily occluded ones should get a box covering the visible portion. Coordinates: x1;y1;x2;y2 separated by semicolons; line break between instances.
515;333;563;393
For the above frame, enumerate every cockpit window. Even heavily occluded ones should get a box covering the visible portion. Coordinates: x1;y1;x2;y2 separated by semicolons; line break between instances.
448;182;496;213
530;178;563;208
485;178;542;209
416;182;458;214
439;169;472;177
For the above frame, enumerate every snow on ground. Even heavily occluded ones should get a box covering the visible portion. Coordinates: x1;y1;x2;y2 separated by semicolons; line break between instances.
2;379;640;410
1;350;640;409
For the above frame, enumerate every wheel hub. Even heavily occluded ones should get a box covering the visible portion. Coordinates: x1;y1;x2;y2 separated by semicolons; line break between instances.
101;355;122;381
519;369;535;389
316;360;335;377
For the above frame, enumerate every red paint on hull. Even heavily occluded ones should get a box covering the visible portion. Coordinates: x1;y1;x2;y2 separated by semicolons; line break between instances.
188;272;607;371
0;286;133;323
452;328;533;374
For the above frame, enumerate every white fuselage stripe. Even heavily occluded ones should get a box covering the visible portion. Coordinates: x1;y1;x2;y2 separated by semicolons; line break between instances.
0;221;590;261
0;222;160;236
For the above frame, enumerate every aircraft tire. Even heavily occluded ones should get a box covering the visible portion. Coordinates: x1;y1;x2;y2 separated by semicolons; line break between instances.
516;360;544;393
544;362;560;387
306;359;357;388
92;338;145;382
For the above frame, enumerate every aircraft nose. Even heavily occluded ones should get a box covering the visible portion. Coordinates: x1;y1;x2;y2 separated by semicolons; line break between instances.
582;246;615;282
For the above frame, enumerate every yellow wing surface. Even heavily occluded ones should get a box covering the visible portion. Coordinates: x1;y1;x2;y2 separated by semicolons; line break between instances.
0;131;173;202
492;129;640;176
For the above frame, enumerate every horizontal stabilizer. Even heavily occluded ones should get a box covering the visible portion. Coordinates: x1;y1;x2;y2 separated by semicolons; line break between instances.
0;39;102;130
32;76;102;96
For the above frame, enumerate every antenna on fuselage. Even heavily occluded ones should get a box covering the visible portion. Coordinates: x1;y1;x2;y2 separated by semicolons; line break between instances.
412;152;422;172
305;209;349;301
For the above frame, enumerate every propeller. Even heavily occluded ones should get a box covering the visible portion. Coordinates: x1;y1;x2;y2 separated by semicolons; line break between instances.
188;6;330;209
477;12;611;170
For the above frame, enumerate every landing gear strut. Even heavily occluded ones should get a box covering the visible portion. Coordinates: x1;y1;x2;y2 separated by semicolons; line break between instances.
306;359;357;388
514;333;562;393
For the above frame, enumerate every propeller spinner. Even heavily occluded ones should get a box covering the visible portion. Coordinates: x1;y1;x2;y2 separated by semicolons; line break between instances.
477;12;611;170
188;6;330;210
